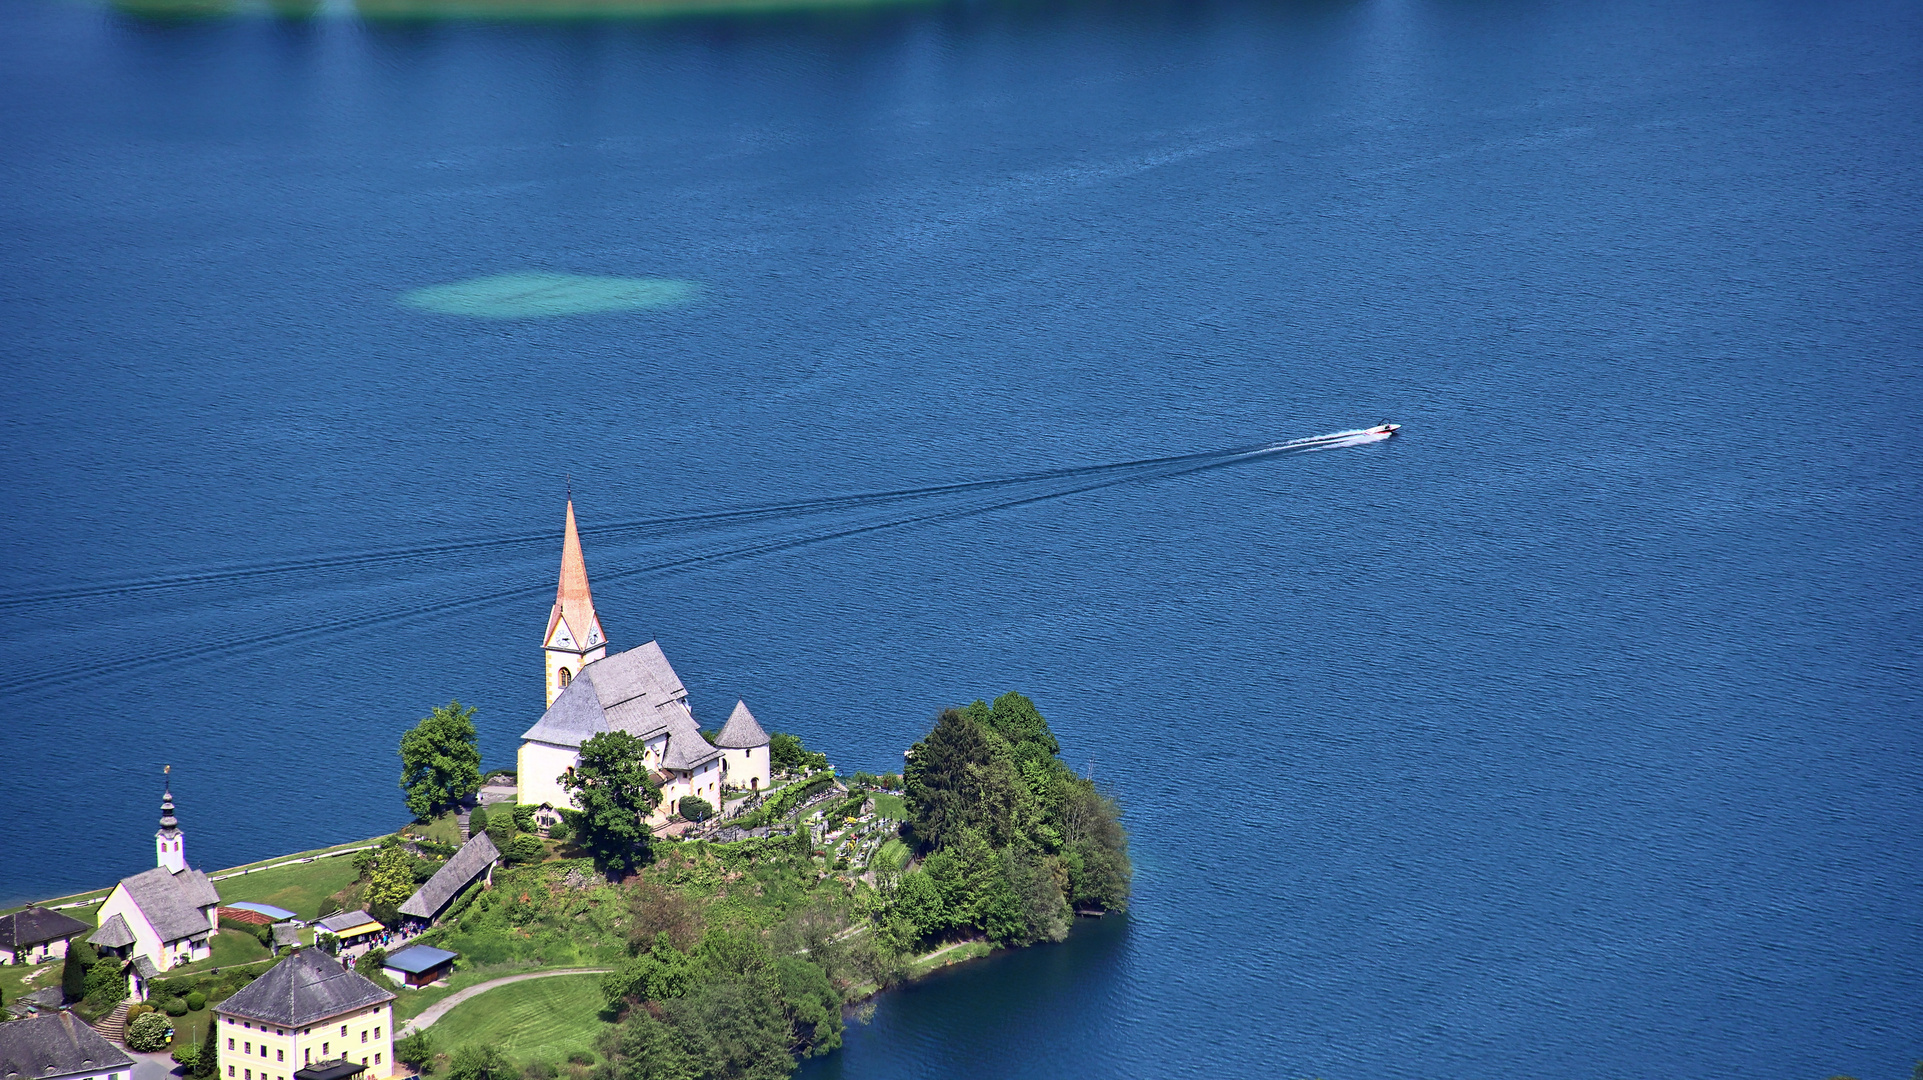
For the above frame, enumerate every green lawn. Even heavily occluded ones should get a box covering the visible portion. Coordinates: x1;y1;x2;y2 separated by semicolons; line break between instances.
217;855;364;920
169;929;272;975
429;975;614;1066
872;838;910;872
406;811;464;846
870;793;909;820
166;1006;216;1054
0;960;58;1016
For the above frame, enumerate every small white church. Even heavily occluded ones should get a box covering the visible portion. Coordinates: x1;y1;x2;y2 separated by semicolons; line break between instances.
88;772;220;987
517;501;771;826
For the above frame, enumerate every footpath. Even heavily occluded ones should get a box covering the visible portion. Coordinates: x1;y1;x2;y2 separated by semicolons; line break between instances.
397;969;610;1037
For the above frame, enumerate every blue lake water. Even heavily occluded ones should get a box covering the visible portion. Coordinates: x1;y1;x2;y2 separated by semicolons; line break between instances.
2;0;1920;1075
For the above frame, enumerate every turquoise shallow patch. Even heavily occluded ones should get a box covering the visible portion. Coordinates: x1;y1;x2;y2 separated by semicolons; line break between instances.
400;273;700;318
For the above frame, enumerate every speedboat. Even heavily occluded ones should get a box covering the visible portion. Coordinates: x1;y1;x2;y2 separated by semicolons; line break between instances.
1367;422;1401;436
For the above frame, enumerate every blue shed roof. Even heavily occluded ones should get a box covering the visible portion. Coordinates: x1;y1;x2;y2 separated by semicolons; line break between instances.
381;945;459;974
228;901;299;921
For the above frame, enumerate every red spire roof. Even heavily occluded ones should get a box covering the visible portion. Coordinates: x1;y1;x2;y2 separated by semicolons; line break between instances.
545;499;604;652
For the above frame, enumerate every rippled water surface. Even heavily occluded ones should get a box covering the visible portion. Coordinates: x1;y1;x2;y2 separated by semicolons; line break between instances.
2;0;1919;1076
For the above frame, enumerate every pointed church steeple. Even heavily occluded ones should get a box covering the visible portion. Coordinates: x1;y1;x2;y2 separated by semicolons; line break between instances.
544;499;608;706
156;765;186;873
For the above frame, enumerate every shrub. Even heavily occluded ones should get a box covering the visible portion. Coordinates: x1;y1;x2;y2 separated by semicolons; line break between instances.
446;1044;513;1080
521;1064;556;1080
505;834;544;866
545;816;572;842
511;805;537;833
163;996;189;1017
395;1032;434;1075
677;797;714;823
171;1038;200;1067
467;804;489;836
126;1011;172;1052
881;773;902;790
565;1053;591;1067
186;990;207;1010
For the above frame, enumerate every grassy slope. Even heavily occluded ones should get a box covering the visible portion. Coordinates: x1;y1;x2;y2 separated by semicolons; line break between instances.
217;856;364;920
0;960;58;1015
169;929;272;974
428;975;614;1065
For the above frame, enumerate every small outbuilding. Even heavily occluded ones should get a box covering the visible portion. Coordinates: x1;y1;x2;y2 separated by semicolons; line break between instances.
0;907;90;966
314;911;384;955
379;946;458;988
398;834;498;927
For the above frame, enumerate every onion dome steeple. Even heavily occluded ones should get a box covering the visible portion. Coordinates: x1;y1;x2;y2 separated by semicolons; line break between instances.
156;765;186;873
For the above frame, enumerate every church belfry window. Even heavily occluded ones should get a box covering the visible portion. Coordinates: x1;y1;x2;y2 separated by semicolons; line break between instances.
558;668;571;688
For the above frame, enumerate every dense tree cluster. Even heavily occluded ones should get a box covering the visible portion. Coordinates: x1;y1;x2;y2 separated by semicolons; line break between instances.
890;693;1130;949
597;928;843;1080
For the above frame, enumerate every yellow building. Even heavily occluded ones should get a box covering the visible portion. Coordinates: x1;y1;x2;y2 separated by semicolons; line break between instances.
213;950;396;1080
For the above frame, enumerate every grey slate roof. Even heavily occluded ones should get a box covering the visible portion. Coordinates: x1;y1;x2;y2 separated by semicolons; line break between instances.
86;914;135;950
314;911;375;935
114;866;217;944
0;1012;133;1080
0;909;89;952
131;956;160;981
520;642;690;749
399;833;498;921
660;704;721;772
714;701;770;749
271;924;302;949
216;949;394;1027
519;676;608;749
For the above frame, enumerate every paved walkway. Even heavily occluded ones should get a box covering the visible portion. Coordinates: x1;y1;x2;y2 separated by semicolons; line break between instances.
397;969;610;1037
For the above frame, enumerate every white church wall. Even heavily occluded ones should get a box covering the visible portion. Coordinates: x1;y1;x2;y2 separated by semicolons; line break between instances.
517;740;581;811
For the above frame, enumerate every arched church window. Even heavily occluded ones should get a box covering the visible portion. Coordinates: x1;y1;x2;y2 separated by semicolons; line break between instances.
558;668;571;688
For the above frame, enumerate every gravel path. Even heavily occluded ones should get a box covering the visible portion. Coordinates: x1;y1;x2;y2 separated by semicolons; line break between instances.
397;969;610;1037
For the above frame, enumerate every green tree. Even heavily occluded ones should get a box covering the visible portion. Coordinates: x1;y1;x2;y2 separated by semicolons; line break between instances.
193;1022;220;1078
1061;781;1131;911
394;1031;434;1076
126;1012;171;1052
485;804;516;852
399;701;484;820
677;797;714;823
446;1045;514;1080
605;1012;698;1080
772;958;842;1057
61;942;92;1001
903;709;993;850
83;956;127;1009
366;841;417;912
768;733;828;775
661;981;792;1080
888;870;950;945
562;731;660;875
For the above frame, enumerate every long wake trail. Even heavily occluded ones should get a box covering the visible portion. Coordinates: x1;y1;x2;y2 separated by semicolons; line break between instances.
0;436;1321;611
0;427;1389;695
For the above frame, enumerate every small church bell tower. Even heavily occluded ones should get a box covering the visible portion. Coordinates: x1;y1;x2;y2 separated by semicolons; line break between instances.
544;499;607;706
156;765;186;873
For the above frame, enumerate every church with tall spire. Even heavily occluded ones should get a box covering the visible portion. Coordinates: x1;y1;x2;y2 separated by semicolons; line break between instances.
517;499;771;826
